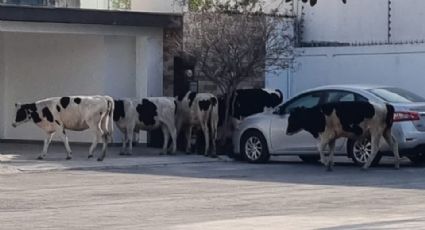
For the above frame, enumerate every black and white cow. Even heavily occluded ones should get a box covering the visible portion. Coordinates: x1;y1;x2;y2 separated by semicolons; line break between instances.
12;96;114;161
175;91;219;157
219;88;284;125
218;88;284;141
286;101;401;171
113;97;177;155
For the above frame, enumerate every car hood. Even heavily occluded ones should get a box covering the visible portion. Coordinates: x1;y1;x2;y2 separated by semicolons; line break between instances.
242;111;276;122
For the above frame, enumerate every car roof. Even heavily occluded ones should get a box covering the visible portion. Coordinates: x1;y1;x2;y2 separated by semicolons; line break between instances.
307;84;390;91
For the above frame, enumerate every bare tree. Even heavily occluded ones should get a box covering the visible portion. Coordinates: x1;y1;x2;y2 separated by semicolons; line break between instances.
175;0;347;11
168;1;295;144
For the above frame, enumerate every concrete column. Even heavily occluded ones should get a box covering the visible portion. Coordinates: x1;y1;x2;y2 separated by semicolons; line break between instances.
135;30;164;143
0;32;4;138
135;30;164;98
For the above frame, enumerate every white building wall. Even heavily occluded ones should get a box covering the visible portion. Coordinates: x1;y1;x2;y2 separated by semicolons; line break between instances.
103;35;137;98
283;44;425;98
4;33;109;142
0;23;164;143
391;0;425;42
299;0;425;43
131;0;183;13
300;0;388;43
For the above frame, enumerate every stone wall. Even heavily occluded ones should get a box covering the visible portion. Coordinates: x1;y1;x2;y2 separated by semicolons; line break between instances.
163;28;182;96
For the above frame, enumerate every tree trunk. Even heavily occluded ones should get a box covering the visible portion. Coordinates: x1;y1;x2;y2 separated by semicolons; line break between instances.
219;85;237;146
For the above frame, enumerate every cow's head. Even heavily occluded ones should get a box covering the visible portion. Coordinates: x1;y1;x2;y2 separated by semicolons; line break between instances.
12;103;36;127
286;107;307;135
266;89;284;108
287;106;325;138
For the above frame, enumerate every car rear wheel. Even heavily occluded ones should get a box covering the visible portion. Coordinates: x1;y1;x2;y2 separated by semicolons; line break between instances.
240;130;270;163
348;139;382;166
299;155;320;164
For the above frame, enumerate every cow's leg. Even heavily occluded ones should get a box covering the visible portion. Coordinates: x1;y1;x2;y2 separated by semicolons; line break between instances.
169;125;177;154
59;130;72;160
317;140;327;167
185;126;193;154
125;121;137;155
88;132;99;159
37;132;55;160
161;125;170;155
119;130;128;155
327;139;336;171
88;114;105;159
164;121;177;154
201;123;210;156
383;129;401;169
363;133;381;170
97;133;108;162
209;122;218;158
126;129;134;155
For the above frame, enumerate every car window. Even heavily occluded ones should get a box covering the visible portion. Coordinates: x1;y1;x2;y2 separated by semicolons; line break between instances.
325;90;368;103
326;91;355;102
282;92;322;114
368;87;425;103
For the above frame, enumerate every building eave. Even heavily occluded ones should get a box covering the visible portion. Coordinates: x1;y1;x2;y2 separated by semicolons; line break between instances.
0;5;182;29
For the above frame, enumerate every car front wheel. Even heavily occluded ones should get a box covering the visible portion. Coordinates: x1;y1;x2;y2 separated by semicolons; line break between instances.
240;130;270;163
348;139;382;166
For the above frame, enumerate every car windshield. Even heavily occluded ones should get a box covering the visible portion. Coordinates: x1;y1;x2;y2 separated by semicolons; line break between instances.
368;87;425;103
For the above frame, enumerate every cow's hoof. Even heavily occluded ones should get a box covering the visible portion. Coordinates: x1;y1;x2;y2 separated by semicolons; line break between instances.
326;167;333;172
167;152;176;156
209;154;218;158
97;158;104;162
37;156;44;160
88;155;94;159
66;156;72;160
120;152;131;156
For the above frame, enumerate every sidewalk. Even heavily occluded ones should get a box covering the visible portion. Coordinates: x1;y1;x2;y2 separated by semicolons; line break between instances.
0;142;226;174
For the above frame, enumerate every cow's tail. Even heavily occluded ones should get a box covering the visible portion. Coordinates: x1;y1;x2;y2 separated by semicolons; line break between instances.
105;97;115;143
276;89;284;101
385;103;395;129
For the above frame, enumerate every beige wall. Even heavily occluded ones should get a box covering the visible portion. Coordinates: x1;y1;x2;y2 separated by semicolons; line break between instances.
0;30;162;142
131;0;183;13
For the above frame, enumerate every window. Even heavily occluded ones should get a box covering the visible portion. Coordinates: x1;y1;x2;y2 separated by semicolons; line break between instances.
368;87;425;103
281;92;322;114
326;91;355;102
325;90;368;103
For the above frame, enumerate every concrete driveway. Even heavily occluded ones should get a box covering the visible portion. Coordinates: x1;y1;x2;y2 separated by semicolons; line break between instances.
1;142;425;230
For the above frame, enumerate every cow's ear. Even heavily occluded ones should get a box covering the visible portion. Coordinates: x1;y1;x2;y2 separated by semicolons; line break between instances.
15;102;21;108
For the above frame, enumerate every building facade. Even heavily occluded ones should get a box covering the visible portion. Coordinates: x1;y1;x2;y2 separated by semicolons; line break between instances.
267;0;425;99
0;4;181;142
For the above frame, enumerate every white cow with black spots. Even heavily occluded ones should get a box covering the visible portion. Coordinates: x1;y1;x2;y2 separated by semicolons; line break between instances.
113;97;177;155
12;96;114;161
175;91;219;157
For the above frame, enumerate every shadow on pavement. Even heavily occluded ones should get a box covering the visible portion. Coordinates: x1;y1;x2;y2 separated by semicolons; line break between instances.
2;142;425;191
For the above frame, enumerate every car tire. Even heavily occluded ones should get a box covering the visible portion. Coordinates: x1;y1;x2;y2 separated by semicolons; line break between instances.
240;130;270;163
408;154;425;165
347;139;382;166
299;155;320;164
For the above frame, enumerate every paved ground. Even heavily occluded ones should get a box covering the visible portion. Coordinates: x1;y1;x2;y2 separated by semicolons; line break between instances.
1;142;425;229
